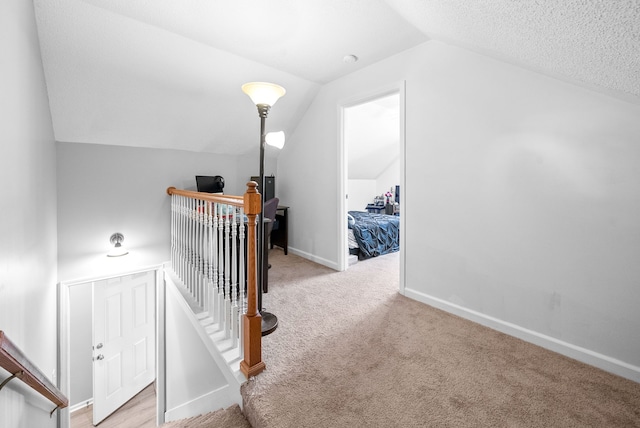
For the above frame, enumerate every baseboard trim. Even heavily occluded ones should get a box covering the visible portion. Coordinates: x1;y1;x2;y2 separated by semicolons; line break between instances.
288;247;339;271
404;287;640;384
164;385;236;423
68;399;93;414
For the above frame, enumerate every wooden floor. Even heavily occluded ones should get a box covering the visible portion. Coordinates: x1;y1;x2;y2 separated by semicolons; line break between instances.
71;384;157;428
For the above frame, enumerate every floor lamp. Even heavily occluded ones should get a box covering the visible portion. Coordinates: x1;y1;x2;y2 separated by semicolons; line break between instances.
242;81;286;336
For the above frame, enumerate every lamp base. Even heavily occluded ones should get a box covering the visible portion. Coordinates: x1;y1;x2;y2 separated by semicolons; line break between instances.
261;311;278;336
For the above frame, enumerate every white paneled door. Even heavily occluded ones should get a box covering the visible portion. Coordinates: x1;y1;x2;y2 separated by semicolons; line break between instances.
93;270;156;425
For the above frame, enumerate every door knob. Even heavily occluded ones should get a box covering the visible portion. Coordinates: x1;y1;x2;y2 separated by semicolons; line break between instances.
96;343;103;349
96;354;104;361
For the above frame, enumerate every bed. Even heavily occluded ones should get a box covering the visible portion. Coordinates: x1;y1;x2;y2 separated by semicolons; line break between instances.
347;211;400;259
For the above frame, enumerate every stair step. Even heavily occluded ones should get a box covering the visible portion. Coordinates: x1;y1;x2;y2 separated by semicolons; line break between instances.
195;313;243;377
161;404;251;428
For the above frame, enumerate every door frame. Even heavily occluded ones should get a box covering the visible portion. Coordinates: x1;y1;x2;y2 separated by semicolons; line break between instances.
337;80;407;295
57;264;164;428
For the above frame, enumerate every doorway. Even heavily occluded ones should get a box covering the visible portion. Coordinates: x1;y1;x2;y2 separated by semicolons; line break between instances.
59;266;163;428
338;82;406;293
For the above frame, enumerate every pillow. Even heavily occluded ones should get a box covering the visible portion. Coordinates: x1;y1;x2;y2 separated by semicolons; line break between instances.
347;213;355;229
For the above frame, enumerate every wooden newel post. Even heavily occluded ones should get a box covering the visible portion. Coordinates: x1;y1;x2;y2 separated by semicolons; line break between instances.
240;181;266;378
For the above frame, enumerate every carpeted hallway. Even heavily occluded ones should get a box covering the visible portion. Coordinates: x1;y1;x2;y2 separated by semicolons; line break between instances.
240;249;640;427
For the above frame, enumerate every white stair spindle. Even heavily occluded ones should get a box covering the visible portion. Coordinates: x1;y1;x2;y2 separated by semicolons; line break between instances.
224;206;232;339
166;187;250;366
231;207;239;348
217;203;225;327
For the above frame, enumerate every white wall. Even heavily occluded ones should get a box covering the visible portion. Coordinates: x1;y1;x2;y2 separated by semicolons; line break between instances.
56;142;254;282
164;277;240;421
0;1;59;426
348;179;376;212
68;284;93;407
236;145;279;188
277;40;640;381
376;157;400;201
348;160;399;212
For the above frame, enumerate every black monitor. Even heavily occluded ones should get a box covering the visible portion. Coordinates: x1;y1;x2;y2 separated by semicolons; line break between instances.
196;175;225;193
250;175;275;201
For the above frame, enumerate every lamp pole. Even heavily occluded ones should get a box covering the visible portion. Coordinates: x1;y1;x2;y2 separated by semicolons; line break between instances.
243;82;285;336
256;104;278;335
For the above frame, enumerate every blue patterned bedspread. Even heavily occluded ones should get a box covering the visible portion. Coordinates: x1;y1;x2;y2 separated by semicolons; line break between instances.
348;211;400;259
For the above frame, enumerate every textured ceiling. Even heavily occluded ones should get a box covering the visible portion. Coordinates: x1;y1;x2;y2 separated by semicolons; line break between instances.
33;0;640;161
385;0;640;98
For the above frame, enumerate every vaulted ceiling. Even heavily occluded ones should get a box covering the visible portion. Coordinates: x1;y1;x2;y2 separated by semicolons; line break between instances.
34;0;639;159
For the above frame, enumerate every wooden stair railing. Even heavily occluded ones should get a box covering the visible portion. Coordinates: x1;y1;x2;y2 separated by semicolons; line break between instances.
0;330;68;417
166;181;265;379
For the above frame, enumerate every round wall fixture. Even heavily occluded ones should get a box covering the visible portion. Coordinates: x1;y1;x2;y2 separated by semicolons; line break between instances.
107;232;129;257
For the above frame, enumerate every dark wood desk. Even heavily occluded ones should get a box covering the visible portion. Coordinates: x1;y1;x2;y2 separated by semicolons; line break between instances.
270;205;289;255
365;204;385;214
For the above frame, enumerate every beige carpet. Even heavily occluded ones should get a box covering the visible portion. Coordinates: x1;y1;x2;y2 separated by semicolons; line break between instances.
242;249;640;427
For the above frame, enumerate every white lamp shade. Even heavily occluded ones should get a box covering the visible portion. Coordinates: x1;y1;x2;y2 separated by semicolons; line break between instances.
242;82;286;107
265;131;286;149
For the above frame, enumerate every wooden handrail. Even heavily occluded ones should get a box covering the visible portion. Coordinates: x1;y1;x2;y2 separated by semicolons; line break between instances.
166;186;244;207
167;182;266;378
0;330;68;417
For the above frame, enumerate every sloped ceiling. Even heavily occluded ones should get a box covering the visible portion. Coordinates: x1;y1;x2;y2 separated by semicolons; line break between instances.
34;0;639;160
346;93;400;180
33;0;426;156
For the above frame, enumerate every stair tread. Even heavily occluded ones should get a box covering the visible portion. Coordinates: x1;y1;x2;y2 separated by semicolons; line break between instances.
161;404;251;428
